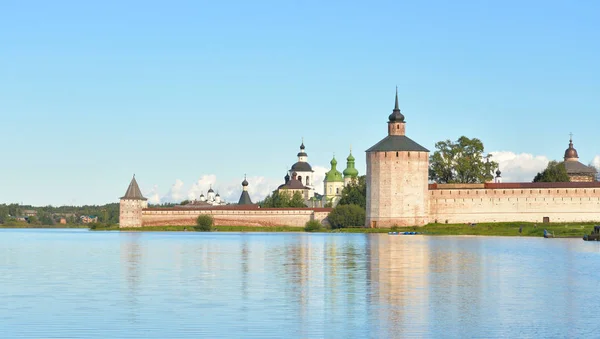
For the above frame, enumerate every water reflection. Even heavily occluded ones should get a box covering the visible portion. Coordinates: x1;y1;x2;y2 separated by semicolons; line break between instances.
120;232;143;323
2;229;600;338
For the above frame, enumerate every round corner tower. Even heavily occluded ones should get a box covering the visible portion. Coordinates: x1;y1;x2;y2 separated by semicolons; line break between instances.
365;89;430;228
119;175;148;227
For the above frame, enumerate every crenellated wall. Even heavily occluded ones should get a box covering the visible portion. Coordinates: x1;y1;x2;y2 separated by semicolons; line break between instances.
137;207;332;227
428;183;600;224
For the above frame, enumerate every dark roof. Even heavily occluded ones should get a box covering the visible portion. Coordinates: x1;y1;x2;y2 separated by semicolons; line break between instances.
430;182;600;189
297;152;307;157
366;135;429;153
564;138;579;159
238;191;253;205
563;161;597;175
279;178;309;190
144;205;331;212
388;87;405;123
291;161;313;172
121;176;147;200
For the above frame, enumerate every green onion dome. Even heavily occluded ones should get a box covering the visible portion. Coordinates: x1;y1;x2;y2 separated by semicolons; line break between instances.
343;150;359;178
325;156;344;182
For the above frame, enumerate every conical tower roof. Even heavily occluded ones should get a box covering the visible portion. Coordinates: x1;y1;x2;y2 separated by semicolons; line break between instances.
121;175;147;200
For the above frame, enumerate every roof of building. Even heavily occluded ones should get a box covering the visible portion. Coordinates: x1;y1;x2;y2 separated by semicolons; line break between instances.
563;160;597;175
291;161;313;172
366;135;429;153
238;191;253;205
564;137;579;160
343;150;359;177
121;176;148;200
325;157;344;182
388;87;405;123
278;178;309;190
430;182;600;190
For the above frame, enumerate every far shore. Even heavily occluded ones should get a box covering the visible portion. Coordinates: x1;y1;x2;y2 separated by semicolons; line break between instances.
4;221;596;238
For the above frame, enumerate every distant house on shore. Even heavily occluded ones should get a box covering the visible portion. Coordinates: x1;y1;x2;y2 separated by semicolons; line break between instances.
23;210;37;217
80;215;98;223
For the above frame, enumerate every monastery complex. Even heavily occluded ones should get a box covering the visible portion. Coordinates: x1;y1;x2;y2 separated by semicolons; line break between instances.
120;90;599;228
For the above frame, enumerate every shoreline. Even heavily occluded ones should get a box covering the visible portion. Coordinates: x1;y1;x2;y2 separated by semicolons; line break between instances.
2;221;597;238
2;221;594;238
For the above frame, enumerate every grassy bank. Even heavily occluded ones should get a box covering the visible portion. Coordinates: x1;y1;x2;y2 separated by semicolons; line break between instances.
389;221;597;238
0;224;88;229
88;221;598;238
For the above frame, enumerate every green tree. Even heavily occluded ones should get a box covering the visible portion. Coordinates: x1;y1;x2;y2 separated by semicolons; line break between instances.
0;204;9;224
8;203;20;217
27;216;40;225
195;215;214;231
338;175;367;209
327;204;366;229
38;211;55;225
304;220;322;232
533;161;570;182
260;191;307;208
429;136;498;183
180;200;190;205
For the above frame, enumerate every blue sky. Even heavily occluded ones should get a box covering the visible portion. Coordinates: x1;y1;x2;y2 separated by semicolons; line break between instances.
1;0;599;206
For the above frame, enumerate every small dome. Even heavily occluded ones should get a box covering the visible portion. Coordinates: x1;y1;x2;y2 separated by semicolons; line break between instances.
388;88;405;123
291;162;313;172
564;138;579;160
242;178;249;187
300;141;305;150
330;157;338;166
388;109;405;123
200;194;205;197
347;152;355;162
496;169;501;176
216;193;220;197
208;187;214;193
343;166;359;178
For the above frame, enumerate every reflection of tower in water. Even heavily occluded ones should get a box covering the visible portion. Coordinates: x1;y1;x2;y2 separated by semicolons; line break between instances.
120;233;143;323
368;235;430;337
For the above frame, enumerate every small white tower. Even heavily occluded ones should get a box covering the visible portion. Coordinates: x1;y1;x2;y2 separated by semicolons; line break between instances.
119;175;148;227
207;185;216;202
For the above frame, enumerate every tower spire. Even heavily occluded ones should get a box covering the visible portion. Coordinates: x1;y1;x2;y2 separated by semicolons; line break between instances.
388;87;405;123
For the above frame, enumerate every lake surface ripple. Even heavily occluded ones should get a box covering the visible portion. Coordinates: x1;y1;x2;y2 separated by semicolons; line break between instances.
1;229;600;338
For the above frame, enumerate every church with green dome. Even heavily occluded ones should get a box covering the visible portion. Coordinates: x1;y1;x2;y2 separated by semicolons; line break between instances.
322;149;360;207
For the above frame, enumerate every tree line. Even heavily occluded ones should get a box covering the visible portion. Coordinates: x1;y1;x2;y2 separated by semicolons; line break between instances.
0;203;120;226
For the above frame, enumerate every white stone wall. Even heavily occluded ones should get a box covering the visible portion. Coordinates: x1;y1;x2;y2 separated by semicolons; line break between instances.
366;150;429;227
324;181;345;207
429;187;600;224
140;208;332;227
294;170;314;192
119;199;148;227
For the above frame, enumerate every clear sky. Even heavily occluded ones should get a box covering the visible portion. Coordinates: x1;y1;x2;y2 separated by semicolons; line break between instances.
1;0;599;206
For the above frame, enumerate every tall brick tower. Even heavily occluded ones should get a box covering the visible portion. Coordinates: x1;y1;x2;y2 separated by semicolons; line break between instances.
119;175;148;227
365;88;430;227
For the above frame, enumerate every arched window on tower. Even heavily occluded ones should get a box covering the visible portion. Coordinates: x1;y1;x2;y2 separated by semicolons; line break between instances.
298;175;302;183
306;176;310;185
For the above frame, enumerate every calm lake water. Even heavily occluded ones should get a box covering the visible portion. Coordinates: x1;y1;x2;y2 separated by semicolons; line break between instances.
1;229;600;338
